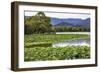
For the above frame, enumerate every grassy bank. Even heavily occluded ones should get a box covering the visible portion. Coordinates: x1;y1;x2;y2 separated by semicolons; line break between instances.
24;46;90;61
25;42;52;48
25;34;89;43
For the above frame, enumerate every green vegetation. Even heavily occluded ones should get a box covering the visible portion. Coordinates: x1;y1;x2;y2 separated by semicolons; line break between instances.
25;42;52;48
24;34;90;61
24;11;90;61
53;26;90;32
25;34;89;43
24;46;90;61
25;12;53;34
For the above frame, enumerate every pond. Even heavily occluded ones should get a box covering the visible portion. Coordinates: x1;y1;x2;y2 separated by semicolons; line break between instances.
52;38;90;47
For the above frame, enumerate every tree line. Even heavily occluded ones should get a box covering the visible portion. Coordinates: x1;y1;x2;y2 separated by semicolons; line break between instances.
53;26;90;32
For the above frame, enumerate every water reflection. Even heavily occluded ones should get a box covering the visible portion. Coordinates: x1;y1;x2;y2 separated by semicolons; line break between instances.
52;38;90;47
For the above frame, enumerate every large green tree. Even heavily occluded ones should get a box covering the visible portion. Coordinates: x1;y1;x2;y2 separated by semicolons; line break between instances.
25;12;52;34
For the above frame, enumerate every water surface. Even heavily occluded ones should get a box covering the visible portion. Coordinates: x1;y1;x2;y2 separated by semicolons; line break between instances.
53;38;90;47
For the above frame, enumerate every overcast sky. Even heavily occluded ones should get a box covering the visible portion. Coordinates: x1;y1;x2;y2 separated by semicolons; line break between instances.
25;11;90;19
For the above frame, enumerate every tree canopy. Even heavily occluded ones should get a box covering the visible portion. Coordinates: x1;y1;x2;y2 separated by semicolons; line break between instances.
25;12;52;34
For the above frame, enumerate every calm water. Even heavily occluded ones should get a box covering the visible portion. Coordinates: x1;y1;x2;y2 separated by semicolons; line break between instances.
52;38;90;47
56;32;90;35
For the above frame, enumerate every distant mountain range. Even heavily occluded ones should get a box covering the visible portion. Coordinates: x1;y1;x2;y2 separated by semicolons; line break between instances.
51;17;90;28
25;16;90;28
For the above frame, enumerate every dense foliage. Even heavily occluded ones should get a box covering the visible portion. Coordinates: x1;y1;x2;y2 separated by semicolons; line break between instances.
24;46;90;61
25;12;52;34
